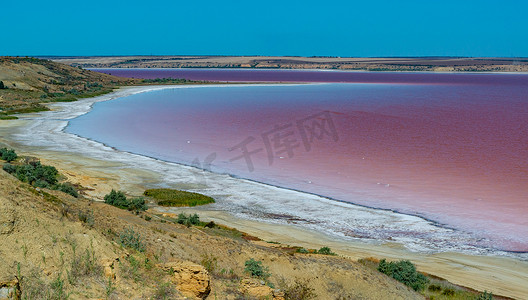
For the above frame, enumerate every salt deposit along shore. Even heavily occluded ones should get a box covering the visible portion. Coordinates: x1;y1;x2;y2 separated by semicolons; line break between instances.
1;85;527;299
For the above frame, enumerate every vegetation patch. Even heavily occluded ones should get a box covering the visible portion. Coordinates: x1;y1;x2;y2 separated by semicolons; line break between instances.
119;227;146;252
377;259;429;291
144;188;215;207
244;258;270;280
0;115;18;120
141;78;204;84
176;213;201;227
317;246;335;255
2;151;79;197
0;147;18;162
104;189;147;212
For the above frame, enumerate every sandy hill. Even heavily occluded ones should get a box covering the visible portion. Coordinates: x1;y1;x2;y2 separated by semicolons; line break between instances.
0;156;424;299
0;57;137;116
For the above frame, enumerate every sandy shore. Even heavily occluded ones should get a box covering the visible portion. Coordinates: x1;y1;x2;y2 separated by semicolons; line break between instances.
1;86;527;299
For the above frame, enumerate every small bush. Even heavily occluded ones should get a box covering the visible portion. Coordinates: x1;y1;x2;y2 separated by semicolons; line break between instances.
0;148;17;162
441;288;455;296
189;213;200;224
204;221;216;228
476;291;493;300
105;190;147;212
377;259;429;291
119;227;146;252
317;247;335;255
244;258;270;279
120;255;142;282
3;163;16;174
128;197;147;212
176;213;200;227
428;284;441;292
55;182;79;198
104;190;128;208
200;253;218;273
176;213;187;224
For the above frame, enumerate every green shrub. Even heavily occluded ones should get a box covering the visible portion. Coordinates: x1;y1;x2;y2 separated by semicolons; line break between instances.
0;148;17;162
476;291;493;300
128;197;147;212
176;213;187;224
104;190;147;212
0;116;18;120
200;254;218;273
2;160;59;186
34;179;50;188
441;288;455;296
377;259;429;291
189;213;200;225
244;258;270;279
119;227;146;252
2;163;16;174
144;188;215;207
317;247;335;255
120;255;142;282
428;284;441;292
3;159;79;197
55;182;79;198
176;213;200;227
204;221;216;228
104;189;129;208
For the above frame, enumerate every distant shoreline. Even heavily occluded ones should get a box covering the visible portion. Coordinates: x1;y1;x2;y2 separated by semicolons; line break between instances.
46;55;528;73
90;66;528;75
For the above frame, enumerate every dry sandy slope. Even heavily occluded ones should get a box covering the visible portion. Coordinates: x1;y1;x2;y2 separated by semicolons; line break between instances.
0;163;423;299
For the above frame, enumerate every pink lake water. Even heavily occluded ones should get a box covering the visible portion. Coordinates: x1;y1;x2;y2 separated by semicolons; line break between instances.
73;69;528;252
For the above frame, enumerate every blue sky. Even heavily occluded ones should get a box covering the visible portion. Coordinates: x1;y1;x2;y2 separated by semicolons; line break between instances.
1;0;526;57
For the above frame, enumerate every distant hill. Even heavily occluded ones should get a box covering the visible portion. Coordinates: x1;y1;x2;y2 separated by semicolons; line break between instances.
48;55;528;72
0;57;138;118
